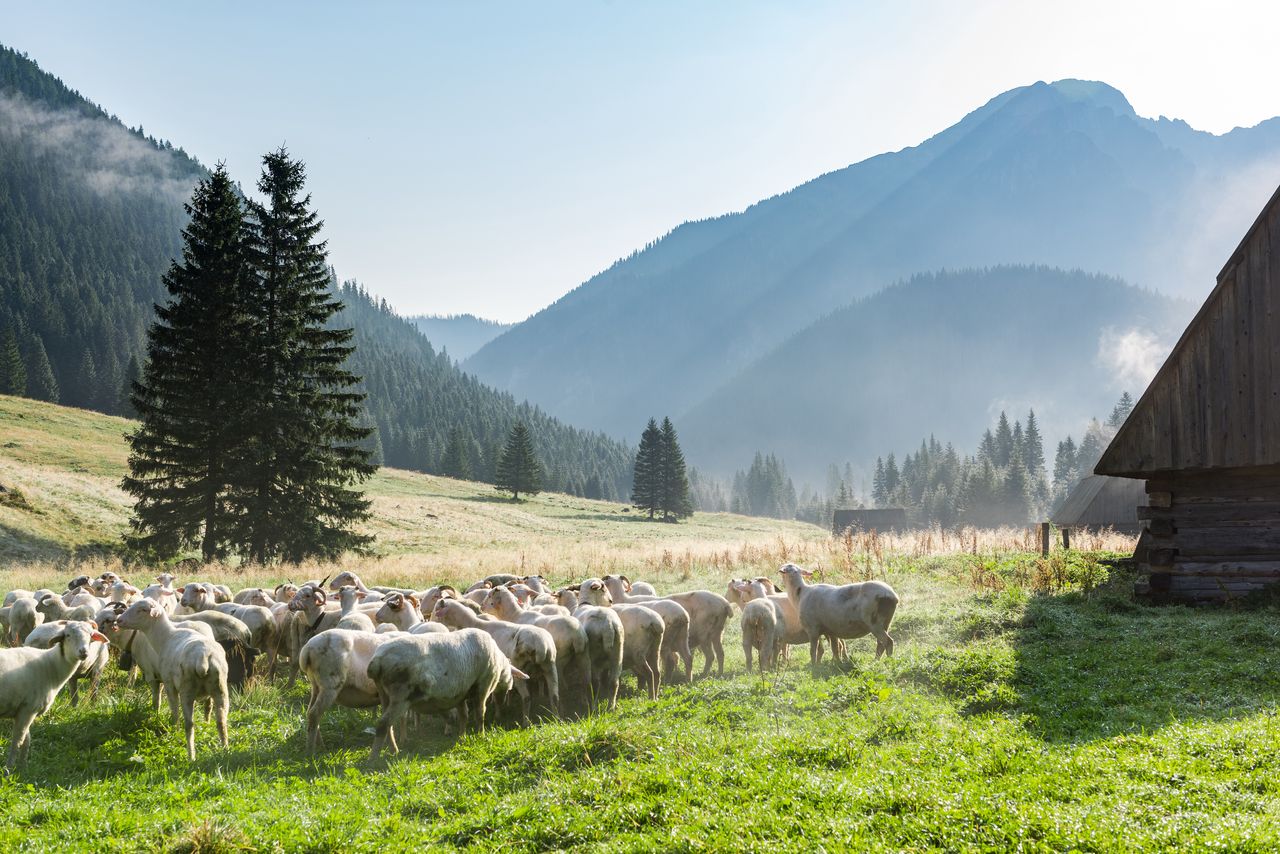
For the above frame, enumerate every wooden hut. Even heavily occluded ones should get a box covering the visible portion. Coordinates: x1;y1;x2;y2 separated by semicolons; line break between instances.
832;508;909;536
1049;475;1146;536
1095;181;1280;601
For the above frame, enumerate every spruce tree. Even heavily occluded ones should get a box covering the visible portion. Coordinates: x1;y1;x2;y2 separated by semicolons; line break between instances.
24;334;58;403
441;426;473;480
631;418;662;518
496;421;542;500
1023;409;1046;474
0;326;26;396
657;416;693;521
1107;392;1135;427
994;412;1013;467
237;148;375;562
122;165;251;560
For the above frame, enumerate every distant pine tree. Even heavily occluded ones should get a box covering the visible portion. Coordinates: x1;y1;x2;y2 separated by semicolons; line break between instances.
994;412;1013;467
236;149;375;562
1023;409;1046;474
24;334;58;403
496;421;542;500
118;355;141;417
1107;392;1134;427
631;418;663;518
657;417;693;521
441;426;474;480
0;326;26;396
122;165;252;560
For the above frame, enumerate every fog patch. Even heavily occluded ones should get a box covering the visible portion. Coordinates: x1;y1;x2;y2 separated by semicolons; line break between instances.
0;91;197;203
1097;327;1167;391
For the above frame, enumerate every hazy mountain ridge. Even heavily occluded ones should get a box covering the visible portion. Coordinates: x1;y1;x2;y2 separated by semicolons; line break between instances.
464;79;1280;445
408;314;513;361
680;266;1194;484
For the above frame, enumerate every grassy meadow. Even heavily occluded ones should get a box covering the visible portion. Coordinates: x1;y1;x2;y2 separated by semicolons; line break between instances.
4;395;1280;851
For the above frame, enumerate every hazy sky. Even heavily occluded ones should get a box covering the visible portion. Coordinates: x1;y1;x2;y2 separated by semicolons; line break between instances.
6;1;1280;322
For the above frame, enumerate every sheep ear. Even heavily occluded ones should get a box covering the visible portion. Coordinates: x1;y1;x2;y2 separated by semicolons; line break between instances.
406;594;419;609
91;631;108;643
510;666;529;681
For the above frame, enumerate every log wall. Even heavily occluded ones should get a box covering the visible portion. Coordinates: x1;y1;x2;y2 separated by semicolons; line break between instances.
1139;470;1280;601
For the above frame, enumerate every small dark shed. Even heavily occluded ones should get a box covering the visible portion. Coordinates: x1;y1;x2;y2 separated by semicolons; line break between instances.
1095;180;1280;601
832;508;909;536
1049;475;1147;535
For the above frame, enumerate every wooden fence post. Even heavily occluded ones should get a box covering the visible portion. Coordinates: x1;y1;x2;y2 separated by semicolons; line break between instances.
1040;522;1050;557
1062;527;1071;550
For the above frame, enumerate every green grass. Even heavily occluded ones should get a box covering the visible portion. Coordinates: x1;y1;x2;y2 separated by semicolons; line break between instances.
4;561;1280;852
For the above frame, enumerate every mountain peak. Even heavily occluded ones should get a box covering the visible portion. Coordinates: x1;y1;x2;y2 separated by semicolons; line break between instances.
1046;78;1136;117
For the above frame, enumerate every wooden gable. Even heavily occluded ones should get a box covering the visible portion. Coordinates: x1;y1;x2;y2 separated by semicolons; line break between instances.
1096;181;1280;478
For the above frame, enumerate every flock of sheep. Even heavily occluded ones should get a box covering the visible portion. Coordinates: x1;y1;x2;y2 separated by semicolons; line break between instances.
0;564;899;771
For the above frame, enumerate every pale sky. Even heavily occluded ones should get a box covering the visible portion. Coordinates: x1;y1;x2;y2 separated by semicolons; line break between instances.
5;1;1280;322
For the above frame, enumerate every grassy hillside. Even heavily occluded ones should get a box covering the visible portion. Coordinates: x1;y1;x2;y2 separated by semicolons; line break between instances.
0;394;824;568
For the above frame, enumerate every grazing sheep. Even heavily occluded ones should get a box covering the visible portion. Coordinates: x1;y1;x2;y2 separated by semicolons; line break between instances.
118;600;230;760
618;575;657;596
24;620;110;704
298;627;400;753
181;584;277;671
374;592;429;632
96;604;165;710
367;628;525;759
603;576;730;678
480;587;593;716
283;583;342;686
739;598;779;672
170;609;257;690
777;563;898;663
142;575;179;614
729;578;833;664
0;621;107;770
482;574;521;588
6;597;44;646
569;582;665;700
233;587;274;607
328;571;384;601
433;599;559;721
578;582;691;686
36;593;98;625
335;586;377;632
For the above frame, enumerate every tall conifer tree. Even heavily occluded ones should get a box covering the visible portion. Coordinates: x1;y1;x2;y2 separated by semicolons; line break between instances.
122;165;250;560
24;334;58;403
441;426;474;480
631;418;663;518
657;416;693;521
0;326;26;396
495;421;542;499
237;148;374;562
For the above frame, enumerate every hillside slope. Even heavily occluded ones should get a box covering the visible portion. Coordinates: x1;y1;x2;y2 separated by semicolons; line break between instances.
679;267;1191;480
465;79;1280;439
0;394;819;566
409;314;513;361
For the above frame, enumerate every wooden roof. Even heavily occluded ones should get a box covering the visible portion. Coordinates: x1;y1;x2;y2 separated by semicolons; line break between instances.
1049;475;1146;528
1096;180;1280;478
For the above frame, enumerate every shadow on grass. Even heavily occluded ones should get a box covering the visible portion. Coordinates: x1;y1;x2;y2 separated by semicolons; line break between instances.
1010;590;1280;743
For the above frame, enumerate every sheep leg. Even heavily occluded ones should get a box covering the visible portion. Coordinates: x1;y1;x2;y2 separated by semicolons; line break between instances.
545;666;560;720
215;688;229;749
515;681;531;726
809;635;822;666
697;643;715;679
202;697;213;722
712;635;726;677
307;685;339;752
7;709;37;771
149;679;163;712
372;693;407;760
743;634;754;673
165;684;181;724
872;628;894;659
181;693;197;761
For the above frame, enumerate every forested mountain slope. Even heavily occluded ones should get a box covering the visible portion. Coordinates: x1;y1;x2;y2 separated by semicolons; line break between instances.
466;79;1280;439
409;314;513;361
0;45;632;498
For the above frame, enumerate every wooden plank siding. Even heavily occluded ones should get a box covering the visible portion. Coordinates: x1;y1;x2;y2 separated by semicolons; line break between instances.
1096;182;1280;478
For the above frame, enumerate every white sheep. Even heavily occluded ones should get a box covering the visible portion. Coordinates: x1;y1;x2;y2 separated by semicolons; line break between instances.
298;627;399;753
0;621;107;770
432;598;560;721
739;598;779;672
777;563;898;663
5;597;43;645
36;593;99;625
96;604;165;710
374;592;450;635
601;575;731;678
334;586;377;632
480;587;593;716
618;575;657;596
24;620;110;704
564;584;654;703
118;600;230;760
366;628;525;759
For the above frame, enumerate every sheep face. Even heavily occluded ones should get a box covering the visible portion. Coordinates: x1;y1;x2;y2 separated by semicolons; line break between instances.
180;583;209;611
54;622;108;663
117;600;164;632
154;573;177;588
330;571;359;591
